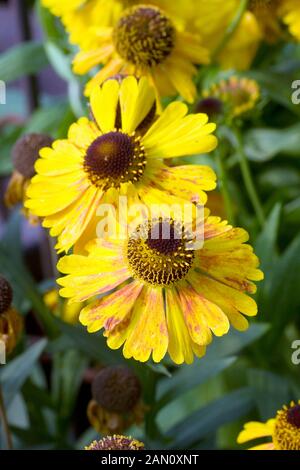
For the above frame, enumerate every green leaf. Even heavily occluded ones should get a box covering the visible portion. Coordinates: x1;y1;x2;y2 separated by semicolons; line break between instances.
24;100;74;137
243;123;300;162
258;167;300;192
265;233;300;342
44;42;74;82
165;388;254;449
247;370;291;421
0;42;48;83
56;321;125;365
51;350;88;419
255;204;281;306
284;197;300;224
206;323;270;359
249;70;300;117
147;363;172;378
0;124;23;176
0;339;47;407
0;213;59;335
156;357;236;412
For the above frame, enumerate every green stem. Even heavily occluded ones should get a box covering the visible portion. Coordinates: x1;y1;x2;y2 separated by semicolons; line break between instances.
0;385;13;450
234;127;265;227
212;0;249;62
215;147;235;225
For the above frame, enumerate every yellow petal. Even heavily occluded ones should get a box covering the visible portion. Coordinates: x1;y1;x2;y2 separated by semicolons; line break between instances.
144;107;217;158
120;76;156;134
152;164;217;205
189;272;258;318
90;79;120;132
73;43;114;74
143;101;188;147
176;282;213;346
68;117;100;149
84;57;123;97
237;419;275;444
58;267;130;303
122;286;168;363
166;287;197;365
80;281;143;333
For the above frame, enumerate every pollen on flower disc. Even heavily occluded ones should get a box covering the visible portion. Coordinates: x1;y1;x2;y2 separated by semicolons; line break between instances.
84;131;146;189
113;6;175;67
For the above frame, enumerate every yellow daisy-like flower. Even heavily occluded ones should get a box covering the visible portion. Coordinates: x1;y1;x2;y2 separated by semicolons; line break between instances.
57;213;263;364
25;76;217;254
42;1;198;49
237;401;300;450
73;4;210;101
203;76;260;119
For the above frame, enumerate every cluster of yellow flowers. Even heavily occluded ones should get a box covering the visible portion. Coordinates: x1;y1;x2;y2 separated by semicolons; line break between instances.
5;0;300;450
18;0;270;365
42;0;300;98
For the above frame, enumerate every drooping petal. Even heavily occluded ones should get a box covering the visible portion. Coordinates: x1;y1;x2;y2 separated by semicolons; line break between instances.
80;280;143;333
188;271;258;319
50;186;104;253
151;164;217;205
165;287;206;364
122;286;168;363
58;268;131;303
176;282;213;346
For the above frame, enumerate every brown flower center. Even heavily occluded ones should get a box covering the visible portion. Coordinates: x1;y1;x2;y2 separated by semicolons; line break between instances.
84;131;146;189
127;218;195;286
113;6;175;68
273;402;300;450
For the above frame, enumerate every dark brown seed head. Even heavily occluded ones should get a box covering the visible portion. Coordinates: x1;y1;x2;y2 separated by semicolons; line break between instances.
12;133;53;178
92;366;141;413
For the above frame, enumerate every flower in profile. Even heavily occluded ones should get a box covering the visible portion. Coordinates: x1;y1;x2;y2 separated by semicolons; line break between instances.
86;435;144;450
44;289;82;324
237;400;300;450
0;276;23;355
202;76;260;120
73;4;209;101
57;212;263;364
87;366;144;434
5;133;53;225
25;76;217;253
